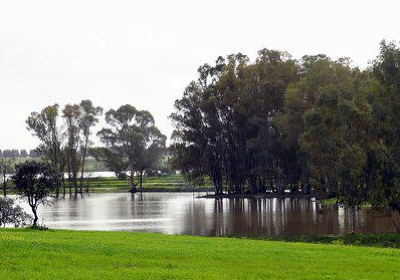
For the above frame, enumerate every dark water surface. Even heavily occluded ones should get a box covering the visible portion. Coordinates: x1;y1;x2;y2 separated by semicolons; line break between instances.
19;193;397;236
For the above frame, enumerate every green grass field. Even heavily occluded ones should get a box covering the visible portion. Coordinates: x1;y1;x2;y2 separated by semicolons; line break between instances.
0;229;400;280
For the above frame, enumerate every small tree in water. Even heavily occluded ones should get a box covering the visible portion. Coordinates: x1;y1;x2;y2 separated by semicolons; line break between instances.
12;161;58;226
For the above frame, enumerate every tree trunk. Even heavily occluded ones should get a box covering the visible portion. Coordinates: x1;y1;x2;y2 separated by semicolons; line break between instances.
71;151;79;194
388;210;400;233
55;179;60;197
301;183;310;195
86;178;90;193
130;169;137;193
32;208;38;227
62;177;66;196
80;138;88;193
249;176;257;194
350;206;356;234
276;180;284;195
139;170;143;193
69;174;72;195
2;173;6;197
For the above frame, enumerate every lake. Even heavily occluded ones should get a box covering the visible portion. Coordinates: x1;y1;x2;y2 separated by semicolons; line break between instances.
15;193;397;236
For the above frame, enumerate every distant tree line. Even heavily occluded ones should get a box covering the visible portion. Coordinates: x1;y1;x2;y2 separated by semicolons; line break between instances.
0;149;39;158
170;41;400;232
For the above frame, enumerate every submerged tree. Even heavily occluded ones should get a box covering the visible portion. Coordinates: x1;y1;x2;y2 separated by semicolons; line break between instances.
62;104;81;194
298;58;375;233
170;50;298;194
97;105;166;192
78;100;103;192
26;104;64;195
12;161;58;226
367;40;400;232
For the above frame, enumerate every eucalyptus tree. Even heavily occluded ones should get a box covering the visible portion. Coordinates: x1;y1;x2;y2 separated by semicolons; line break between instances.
78;100;103;192
170;64;225;194
281;55;382;233
170;49;298;194
26;104;64;195
136;127;166;192
367;40;400;231
62;104;82;194
97;105;166;192
278;55;355;195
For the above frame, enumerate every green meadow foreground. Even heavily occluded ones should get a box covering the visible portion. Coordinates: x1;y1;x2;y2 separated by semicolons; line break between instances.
1;229;400;280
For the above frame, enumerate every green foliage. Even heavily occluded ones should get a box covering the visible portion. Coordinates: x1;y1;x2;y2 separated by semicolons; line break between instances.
12;161;59;225
170;50;298;194
97;105;166;192
170;43;400;230
0;197;31;227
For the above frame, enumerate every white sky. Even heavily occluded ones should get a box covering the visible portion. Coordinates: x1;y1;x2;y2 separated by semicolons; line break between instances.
0;0;399;150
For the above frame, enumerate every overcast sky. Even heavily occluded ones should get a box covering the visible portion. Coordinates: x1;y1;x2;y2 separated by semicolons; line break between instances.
0;0;399;150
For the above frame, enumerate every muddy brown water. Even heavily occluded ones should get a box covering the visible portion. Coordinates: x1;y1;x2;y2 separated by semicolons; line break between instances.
15;193;398;236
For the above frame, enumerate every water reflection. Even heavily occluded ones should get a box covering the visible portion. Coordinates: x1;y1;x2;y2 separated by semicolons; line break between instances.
15;193;398;236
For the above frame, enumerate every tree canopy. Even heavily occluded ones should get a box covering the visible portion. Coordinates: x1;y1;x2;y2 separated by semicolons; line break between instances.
170;42;400;231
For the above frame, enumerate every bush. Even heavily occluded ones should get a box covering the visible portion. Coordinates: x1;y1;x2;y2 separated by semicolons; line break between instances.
0;197;31;227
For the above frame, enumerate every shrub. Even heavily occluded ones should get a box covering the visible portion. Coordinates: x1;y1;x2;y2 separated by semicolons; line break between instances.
0;197;31;227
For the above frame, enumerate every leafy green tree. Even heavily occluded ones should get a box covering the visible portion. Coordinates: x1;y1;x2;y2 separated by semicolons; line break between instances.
297;58;374;233
97;105;166;192
368;40;400;231
12;161;58;226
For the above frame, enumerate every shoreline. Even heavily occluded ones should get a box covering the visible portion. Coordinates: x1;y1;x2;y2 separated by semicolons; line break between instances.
198;193;318;199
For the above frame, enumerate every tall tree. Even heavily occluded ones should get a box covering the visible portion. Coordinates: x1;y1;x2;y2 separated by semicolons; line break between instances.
97;105;166;192
26;104;64;195
78;100;103;193
62;104;82;194
136;127;166;192
368;40;400;231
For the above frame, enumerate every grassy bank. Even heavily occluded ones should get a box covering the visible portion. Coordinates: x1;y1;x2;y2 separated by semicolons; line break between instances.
255;233;400;249
5;174;214;194
84;175;213;193
0;229;400;279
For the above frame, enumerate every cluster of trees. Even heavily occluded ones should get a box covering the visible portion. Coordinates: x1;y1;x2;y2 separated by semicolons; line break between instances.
26;101;166;194
0;102;167;226
26;100;103;195
170;41;400;231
